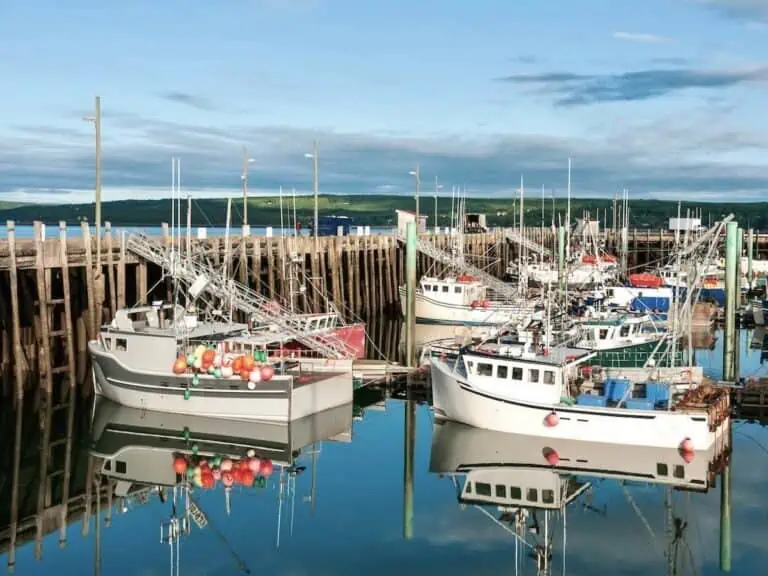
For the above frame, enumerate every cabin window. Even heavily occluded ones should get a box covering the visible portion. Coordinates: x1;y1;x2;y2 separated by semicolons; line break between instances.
526;488;538;503
454;286;462;293
528;369;540;383
465;482;472;493
423;284;432;291
466;361;474;373
476;482;492;496
543;370;555;385
509;486;522;499
442;285;449;293
116;338;127;351
116;460;127;474
511;367;523;381
104;460;112;471
657;463;668;476
477;363;493;376
599;329;608;340
497;365;508;378
495;485;506;498
542;489;555;504
620;325;630;337
673;465;685;479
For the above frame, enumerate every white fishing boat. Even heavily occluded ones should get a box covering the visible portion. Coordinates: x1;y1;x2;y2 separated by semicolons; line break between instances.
89;304;353;422
429;337;730;451
398;275;533;326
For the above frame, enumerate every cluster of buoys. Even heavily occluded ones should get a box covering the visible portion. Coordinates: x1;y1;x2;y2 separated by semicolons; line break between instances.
457;274;477;283
172;450;275;489
470;299;490;309
171;345;276;394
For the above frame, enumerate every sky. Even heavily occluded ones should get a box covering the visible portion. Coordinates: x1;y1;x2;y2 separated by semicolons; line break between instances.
1;0;767;203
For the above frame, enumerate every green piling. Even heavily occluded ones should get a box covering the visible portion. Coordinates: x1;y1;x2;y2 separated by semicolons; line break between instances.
405;222;417;367
403;391;415;540
724;222;738;382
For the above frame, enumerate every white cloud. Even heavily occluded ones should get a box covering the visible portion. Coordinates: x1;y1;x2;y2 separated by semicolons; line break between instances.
612;31;674;44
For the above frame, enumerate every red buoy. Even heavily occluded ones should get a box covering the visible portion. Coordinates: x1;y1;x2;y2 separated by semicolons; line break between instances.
543;447;560;466
260;459;274;477
679;437;695;462
544;411;560;427
221;471;234;487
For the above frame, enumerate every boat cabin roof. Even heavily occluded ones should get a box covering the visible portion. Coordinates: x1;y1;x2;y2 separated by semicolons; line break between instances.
580;312;650;327
468;341;595;366
107;306;248;340
421;276;483;287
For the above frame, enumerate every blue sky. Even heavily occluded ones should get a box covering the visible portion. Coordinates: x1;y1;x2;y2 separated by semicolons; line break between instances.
1;0;767;203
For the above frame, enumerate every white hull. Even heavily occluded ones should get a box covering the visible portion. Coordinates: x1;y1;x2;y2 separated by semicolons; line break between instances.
398;287;526;326
90;342;353;422
430;357;726;451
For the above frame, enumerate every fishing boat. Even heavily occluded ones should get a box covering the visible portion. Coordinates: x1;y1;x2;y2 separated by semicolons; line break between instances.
572;311;683;368
428;336;730;450
398;275;533;326
89;303;353;421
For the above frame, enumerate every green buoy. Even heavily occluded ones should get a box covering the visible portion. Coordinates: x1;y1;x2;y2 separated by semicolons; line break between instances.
191;444;200;455
183;389;191;400
182;427;190;440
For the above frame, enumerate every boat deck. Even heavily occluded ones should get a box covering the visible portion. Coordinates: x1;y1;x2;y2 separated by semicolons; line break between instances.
471;342;594;366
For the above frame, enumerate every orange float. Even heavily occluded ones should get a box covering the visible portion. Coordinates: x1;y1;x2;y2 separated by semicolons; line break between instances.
172;357;188;374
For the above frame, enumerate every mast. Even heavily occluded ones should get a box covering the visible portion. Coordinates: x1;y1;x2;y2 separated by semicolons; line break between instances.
566;157;571;260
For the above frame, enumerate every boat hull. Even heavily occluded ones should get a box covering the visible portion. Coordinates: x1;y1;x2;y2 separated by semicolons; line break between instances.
89;342;353;422
429;358;726;450
398;286;526;326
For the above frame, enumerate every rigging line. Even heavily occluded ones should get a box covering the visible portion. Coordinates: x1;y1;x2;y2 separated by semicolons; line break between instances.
619;483;665;559
735;429;768;455
472;505;536;551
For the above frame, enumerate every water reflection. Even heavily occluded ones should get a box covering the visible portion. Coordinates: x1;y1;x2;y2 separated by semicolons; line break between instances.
1;320;767;575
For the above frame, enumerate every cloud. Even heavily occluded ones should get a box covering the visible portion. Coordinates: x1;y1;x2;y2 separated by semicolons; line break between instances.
497;65;768;106
696;0;768;23
612;32;674;44
158;91;216;111
1;106;767;203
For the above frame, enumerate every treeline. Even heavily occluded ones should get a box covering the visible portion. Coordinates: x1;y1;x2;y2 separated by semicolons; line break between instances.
0;195;760;229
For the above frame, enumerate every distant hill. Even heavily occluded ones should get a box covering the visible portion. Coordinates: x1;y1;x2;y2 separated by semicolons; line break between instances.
0;195;761;229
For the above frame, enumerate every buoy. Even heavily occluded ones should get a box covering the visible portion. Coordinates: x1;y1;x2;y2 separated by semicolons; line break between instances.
543;447;560;466
183;389;191;400
186;353;196;365
173;456;187;475
220;458;233;472
232;467;244;484
544;411;560;427
202;473;215;488
248;457;261;474
213;355;223;368
192;374;200;386
246;449;255;458
212;468;222;480
194;344;207;359
482;300;489;308
243;355;256;371
249;369;262;383
241;469;255;486
202;349;216;364
260;459;274;477
221;471;234;487
247;380;256;390
679;438;695;461
191;444;200;455
193;357;203;370
173;357;187;374
260;364;275;382
232;356;243;373
221;365;234;378
182;427;190;440
186;468;195;479
240;369;250;381
207;365;216;375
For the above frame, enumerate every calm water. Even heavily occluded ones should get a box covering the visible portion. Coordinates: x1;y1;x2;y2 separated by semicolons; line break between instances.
3;325;768;575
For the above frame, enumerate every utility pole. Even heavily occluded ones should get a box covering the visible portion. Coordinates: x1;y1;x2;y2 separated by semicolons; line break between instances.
83;96;102;269
241;147;252;226
409;165;420;233
434;176;442;233
312;139;319;239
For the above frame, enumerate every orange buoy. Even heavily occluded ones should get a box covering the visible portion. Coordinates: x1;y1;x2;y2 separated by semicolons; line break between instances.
482;300;489;308
220;458;233;472
241;469;255;486
260;459;274;477
173;456;188;475
202;349;215;364
543;447;560;466
232;356;243;373
221;471;234;487
544;411;560;427
243;355;256;371
172;357;188;375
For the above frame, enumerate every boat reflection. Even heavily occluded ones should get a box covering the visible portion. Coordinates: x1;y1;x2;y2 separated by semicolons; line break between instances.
89;397;353;574
429;420;731;575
